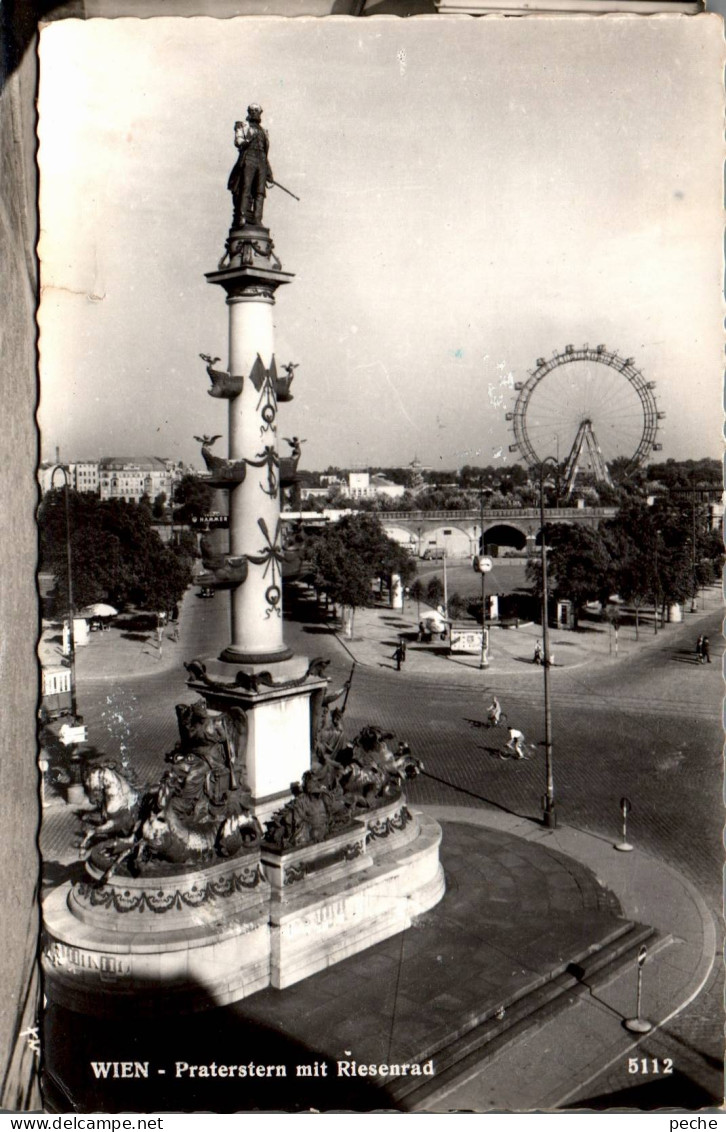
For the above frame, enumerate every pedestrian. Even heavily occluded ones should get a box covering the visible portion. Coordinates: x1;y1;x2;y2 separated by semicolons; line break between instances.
487;697;502;727
392;642;404;671
702;636;711;664
533;640;543;665
504;727;527;759
695;635;703;664
399;637;407;662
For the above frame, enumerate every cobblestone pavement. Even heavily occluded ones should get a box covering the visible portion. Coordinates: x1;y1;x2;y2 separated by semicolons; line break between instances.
41;583;723;1108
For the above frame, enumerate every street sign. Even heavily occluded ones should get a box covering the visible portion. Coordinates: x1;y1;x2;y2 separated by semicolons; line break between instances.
450;625;487;655
191;514;229;528
637;944;647;967
473;555;493;573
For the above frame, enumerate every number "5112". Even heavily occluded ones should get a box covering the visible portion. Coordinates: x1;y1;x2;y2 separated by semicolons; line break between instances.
629;1058;673;1075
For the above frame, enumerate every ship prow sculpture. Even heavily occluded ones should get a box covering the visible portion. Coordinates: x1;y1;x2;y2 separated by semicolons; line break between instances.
42;103;444;1015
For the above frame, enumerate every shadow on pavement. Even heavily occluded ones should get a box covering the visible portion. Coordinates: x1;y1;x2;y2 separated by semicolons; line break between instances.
420;769;534;821
670;650;703;665
564;1070;716;1111
41;859;88;887
42;985;395;1113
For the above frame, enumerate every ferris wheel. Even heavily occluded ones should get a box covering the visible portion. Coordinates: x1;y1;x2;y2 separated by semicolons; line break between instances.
507;344;664;494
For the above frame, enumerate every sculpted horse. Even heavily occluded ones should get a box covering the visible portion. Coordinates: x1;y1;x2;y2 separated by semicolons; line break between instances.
79;758;144;853
139;795;261;864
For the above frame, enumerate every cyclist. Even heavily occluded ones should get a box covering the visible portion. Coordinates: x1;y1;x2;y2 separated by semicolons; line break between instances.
504;726;527;759
487;697;502;727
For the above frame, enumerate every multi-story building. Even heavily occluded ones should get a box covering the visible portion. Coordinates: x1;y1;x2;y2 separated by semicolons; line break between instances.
98;457;173;503
74;461;99;493
38;460;99;495
38;457;189;501
345;471;405;500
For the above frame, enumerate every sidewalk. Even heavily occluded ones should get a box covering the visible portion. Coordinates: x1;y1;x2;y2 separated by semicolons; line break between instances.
40;803;716;1112
415;807;717;1112
39;590;197;684
38;583;721;687
327;587;721;683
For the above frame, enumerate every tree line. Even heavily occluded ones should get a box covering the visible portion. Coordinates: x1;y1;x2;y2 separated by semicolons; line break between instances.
39;489;197;617
526;494;722;630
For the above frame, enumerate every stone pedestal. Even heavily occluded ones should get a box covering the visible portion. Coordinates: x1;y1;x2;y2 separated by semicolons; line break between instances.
42;807;445;1012
265;808;444;990
41;851;270;1017
186;657;328;823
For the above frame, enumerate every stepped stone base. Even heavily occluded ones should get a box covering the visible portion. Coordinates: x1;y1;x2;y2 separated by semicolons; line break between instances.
41;807;445;1013
267;809;444;989
41;852;271;1016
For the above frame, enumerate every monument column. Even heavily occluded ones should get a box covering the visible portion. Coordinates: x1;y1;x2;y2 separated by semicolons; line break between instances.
204;263;294;664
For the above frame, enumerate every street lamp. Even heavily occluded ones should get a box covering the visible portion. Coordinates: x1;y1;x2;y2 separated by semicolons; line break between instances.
538;458;558;829
477;483;494;669
653;528;662;635
50;465;79;722
690;473;698;612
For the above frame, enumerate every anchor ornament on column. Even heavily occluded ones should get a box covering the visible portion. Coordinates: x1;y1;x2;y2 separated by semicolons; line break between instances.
246;517;285;618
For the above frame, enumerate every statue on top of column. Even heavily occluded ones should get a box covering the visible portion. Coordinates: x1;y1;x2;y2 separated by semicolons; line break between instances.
228;104;273;229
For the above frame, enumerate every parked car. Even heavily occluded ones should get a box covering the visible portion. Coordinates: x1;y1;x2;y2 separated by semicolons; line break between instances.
422;547;446;560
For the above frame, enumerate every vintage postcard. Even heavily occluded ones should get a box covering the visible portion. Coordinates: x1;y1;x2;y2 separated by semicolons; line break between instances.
34;14;723;1113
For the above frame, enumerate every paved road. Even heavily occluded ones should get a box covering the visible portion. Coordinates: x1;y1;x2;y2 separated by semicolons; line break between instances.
64;585;723;1108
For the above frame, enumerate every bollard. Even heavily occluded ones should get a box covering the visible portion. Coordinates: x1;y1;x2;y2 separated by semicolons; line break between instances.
624;944;653;1033
614;795;633;852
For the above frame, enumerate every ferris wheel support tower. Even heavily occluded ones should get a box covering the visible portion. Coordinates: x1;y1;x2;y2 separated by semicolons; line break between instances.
562;418;613;496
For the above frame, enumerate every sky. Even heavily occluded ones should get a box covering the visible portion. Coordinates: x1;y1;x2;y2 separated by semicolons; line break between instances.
37;16;724;473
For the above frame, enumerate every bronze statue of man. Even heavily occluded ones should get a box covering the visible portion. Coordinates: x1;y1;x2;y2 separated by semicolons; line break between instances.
228;104;273;228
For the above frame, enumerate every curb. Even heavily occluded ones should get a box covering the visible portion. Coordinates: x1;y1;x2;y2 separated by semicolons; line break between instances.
415;805;717;1112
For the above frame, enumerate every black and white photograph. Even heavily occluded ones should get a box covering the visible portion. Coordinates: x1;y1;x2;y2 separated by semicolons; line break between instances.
19;10;726;1114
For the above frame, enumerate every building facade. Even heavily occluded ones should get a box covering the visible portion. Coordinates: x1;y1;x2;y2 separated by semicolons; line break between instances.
98;457;174;503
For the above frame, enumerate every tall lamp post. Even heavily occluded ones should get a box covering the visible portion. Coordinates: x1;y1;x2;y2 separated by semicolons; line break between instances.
51;465;78;721
538;458;558;829
477;483;493;669
653;528;662;635
690;473;698;612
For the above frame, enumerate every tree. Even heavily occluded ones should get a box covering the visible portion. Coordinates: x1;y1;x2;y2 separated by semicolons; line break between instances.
409;578;425;620
152;492;168;519
426;575;444;607
306;513;408;636
173;475;214;524
174;529;199;560
527;524;613;627
447;592;467;620
39;491;193;615
604;492;722;623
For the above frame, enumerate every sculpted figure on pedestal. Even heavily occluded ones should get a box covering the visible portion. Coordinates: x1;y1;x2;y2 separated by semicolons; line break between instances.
264;770;353;850
228;105;273;228
194;434;248;483
76;701;259;879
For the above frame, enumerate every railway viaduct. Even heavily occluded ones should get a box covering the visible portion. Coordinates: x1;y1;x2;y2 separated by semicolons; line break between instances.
283;506;618;559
